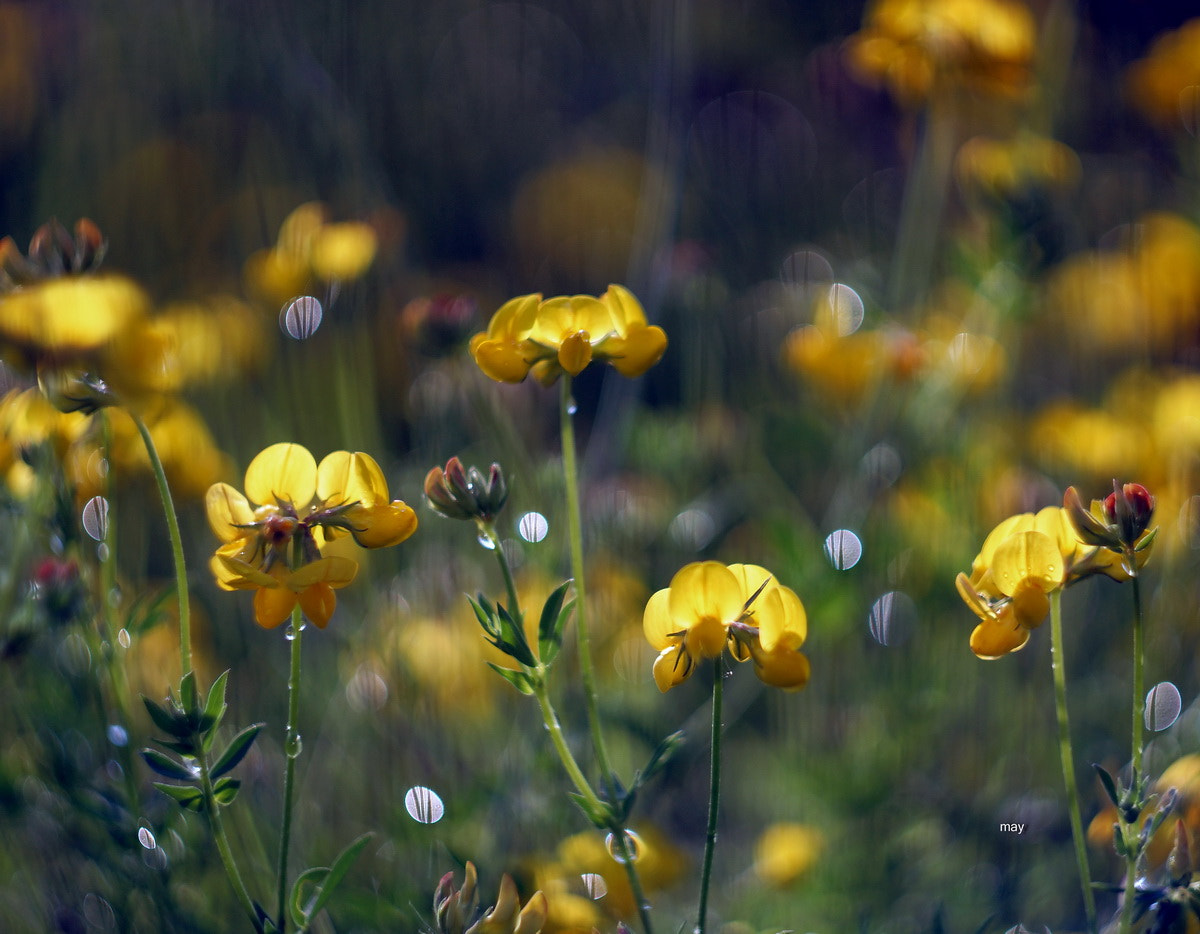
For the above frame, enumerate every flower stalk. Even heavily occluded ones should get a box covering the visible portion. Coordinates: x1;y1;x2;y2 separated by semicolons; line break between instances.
696;657;724;934
132;410;192;677
276;603;305;931
1049;588;1096;934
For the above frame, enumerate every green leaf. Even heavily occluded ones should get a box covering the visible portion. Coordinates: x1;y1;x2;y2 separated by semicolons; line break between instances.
566;791;612;828
211;724;264;779
140;748;197;781
537;581;572;662
496;601;536;667
201;670;230;733
466;594;498;638
1093;763;1121;809
153;782;205;812
142;695;189;738
212;776;241;806
486;662;534;695
290;832;374;927
179;670;198;716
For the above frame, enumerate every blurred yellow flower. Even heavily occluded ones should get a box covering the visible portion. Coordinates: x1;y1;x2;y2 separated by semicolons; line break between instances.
553;826;687;923
205;442;416;628
469;285;667;386
956;133;1080;200
1125;19;1200;130
845;0;1036;106
643;561;809;692
243;202;378;307
753;822;825;888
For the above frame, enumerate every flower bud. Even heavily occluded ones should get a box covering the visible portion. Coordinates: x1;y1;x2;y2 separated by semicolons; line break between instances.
424;457;508;522
1103;480;1155;547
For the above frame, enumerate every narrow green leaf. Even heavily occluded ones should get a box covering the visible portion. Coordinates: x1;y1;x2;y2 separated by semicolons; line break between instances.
301;832;374;922
156;737;200;757
290;867;324;928
211;723;264;779
486;662;534;695
140;748;196;781
152;782;205;812
1093;763;1121;809
179;671;198;715
566;791;610;828
212;776;241;806
496;601;536;666
203;670;230;725
466;594;499;638
538;580;571;647
142;695;187;737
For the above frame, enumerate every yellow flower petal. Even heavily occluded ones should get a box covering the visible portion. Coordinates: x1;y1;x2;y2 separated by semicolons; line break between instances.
652;644;693;692
642;587;676;650
205;482;256;543
472;338;535;382
557;329;593;376
600;283;648;336
666;561;741;657
244;442;317;508
347;500;418;548
254;585;298;629
752;641;811;691
991;529;1065;597
298;582;337;628
288;555;358;589
970;607;1030;659
603;324;667;378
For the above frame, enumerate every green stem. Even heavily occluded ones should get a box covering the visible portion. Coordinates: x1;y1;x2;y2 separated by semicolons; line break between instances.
1049;589;1097;934
198;747;263;931
697;658;723;934
131;412;191;678
276;605;305;931
559;376;613;784
97;412;140;809
481;522;522;625
1118;567;1146;934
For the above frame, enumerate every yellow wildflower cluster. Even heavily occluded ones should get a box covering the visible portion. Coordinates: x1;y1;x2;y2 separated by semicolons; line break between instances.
206;442;416;629
469;285;667;385
643;561;809;692
844;0;1036;106
956;499;1150;659
955;132;1080;201
243;202;378;308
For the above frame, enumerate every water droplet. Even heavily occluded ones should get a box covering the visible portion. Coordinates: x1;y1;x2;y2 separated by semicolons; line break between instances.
581;872;608;899
826;283;865;335
868;591;916;646
518;511;549;543
106;725;128;747
823;529;862;571
345;665;389;712
1146;681;1183;732
404;785;445;824
285;621;306;641
137;826;157;850
286;734;303;758
81;496;109;542
476;532;497;550
668;507;716;551
82;894;116;931
604;829;644;864
96;543;110;562
117;628;131;649
280;296;323;340
566;398;578;415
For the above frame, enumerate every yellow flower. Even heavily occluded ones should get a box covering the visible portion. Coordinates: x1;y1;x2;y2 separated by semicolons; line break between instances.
844;0;1036;106
753;822;825;888
469;285;666;385
643;561;809;692
205;442;416;629
955;505;1134;658
243;202;378;307
1125;19;1200;130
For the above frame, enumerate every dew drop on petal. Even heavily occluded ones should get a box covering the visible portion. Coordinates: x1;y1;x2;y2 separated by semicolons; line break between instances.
82;496;109;542
404;785;445;824
518;511;549;543
137;826;157;850
280;296;323;340
604;829;644;864
823;529;862;570
581;872;608;899
868;591;916;646
1146;681;1182;732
